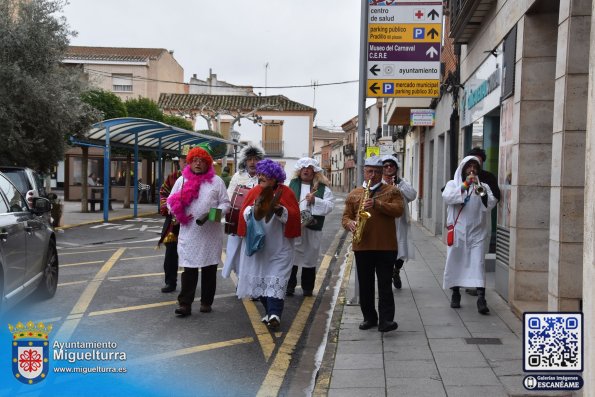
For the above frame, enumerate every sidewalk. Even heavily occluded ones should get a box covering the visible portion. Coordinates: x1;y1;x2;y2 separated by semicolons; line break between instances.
319;223;570;397
56;195;158;229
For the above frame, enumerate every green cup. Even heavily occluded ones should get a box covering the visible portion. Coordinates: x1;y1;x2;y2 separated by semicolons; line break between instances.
208;208;222;222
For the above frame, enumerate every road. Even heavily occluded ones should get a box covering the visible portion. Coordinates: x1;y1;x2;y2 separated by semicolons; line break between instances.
1;195;349;397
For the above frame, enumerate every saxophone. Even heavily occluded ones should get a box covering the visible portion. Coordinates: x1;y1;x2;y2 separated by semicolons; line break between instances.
352;180;372;244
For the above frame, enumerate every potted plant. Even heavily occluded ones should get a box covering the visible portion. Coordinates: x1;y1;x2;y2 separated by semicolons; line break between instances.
47;193;63;227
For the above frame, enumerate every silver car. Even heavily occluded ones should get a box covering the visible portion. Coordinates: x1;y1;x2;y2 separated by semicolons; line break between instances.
0;171;58;312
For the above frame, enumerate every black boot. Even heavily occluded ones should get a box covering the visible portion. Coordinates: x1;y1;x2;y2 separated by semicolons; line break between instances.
477;287;490;314
450;287;461;308
393;259;404;289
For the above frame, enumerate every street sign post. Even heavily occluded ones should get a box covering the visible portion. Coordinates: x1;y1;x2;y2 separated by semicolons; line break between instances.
367;0;443;98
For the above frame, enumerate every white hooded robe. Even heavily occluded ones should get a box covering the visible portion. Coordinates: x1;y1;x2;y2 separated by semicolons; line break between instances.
442;156;496;289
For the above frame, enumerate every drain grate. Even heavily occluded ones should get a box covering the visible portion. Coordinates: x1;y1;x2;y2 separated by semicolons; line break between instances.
464;338;502;345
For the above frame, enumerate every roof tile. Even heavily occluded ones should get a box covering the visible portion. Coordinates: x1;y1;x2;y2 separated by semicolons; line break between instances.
65;46;169;62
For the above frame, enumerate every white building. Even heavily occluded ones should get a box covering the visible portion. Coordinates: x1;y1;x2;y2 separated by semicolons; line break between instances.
159;93;316;177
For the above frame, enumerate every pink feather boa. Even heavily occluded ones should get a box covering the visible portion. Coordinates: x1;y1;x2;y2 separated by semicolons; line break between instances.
167;165;215;225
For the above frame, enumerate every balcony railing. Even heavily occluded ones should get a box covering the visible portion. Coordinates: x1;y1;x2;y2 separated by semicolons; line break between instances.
261;140;284;157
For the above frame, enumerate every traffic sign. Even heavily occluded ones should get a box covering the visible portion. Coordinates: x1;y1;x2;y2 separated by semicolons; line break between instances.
367;79;440;98
366;0;442;98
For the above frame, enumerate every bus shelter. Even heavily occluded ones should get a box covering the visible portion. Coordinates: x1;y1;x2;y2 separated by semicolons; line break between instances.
71;117;241;222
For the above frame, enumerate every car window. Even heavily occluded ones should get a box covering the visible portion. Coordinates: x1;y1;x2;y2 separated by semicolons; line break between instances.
33;171;46;197
0;192;8;214
0;174;28;212
1;169;30;195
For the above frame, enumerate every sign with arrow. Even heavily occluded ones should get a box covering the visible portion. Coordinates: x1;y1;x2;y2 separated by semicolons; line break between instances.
367;0;442;98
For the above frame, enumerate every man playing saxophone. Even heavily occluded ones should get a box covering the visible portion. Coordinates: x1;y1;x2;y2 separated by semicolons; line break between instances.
342;156;405;333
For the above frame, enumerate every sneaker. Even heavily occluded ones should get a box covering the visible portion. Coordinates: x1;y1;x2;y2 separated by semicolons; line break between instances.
268;315;280;329
261;315;269;324
200;304;212;313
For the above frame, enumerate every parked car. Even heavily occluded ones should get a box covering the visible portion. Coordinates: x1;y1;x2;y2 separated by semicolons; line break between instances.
0;171;58;312
0;166;47;202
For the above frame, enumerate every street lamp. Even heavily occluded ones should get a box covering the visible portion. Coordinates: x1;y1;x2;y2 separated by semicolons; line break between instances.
230;130;241;172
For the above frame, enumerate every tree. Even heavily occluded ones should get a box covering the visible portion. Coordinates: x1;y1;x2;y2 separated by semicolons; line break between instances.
81;89;127;120
0;0;99;172
125;97;164;121
163;114;193;130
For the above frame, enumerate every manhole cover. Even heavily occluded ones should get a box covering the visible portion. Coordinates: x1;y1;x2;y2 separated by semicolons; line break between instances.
464;338;502;345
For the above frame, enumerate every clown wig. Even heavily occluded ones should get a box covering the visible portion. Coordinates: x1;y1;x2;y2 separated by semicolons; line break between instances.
186;147;213;167
256;159;286;183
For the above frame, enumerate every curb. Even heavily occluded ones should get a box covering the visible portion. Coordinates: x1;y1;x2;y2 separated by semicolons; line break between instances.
55;211;158;231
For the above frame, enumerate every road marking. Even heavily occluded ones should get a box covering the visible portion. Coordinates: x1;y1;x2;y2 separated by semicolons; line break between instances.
61;260;104;267
242;298;275;362
87;292;237;317
132;337;254;364
108;270;182;280
257;229;343;397
58;280;89;287
119;254;163;261
230;270;276;362
59;248;118;255
54;248;126;342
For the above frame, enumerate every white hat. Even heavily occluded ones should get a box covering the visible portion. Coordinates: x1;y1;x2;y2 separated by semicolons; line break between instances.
381;155;400;168
172;156;180;161
295;157;322;172
364;156;383;167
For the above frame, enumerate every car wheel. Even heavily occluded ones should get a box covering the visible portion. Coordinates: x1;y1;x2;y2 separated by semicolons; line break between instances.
37;240;58;299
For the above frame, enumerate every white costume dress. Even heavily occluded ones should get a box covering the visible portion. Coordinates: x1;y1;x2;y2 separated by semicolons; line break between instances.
236;206;295;299
293;183;334;268
394;178;417;261
442;156;497;289
222;170;259;278
168;175;230;268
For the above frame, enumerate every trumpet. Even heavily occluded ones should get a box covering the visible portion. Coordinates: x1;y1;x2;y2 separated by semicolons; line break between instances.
471;173;487;197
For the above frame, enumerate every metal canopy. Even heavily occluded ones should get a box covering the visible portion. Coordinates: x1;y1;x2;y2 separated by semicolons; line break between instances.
74;117;241;223
84;117;239;152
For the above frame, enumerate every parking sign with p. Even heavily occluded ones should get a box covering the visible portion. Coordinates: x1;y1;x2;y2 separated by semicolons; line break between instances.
413;27;425;39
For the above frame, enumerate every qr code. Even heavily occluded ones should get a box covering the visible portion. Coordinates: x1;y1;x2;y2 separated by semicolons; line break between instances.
523;312;583;372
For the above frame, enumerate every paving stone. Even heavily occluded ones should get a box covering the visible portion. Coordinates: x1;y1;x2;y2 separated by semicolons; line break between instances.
444;385;509;397
429;338;481;352
478;345;523;360
489;359;524;376
382;331;429;347
386;378;447;397
329;368;386;389
338;327;382;341
384;346;434;360
336;339;384;355
433;350;490;368
328;388;385;397
333;353;384;370
384;359;440;379
425;324;472;339
439;367;501;386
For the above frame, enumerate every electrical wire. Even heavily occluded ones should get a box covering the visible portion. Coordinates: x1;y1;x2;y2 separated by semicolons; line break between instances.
82;67;358;90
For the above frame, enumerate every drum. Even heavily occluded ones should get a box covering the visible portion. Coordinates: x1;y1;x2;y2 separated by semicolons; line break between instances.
225;185;251;235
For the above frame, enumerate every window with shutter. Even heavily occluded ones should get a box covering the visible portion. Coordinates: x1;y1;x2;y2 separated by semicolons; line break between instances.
112;74;133;92
261;121;284;156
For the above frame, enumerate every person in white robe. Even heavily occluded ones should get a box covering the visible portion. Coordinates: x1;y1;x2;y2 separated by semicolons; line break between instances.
287;157;334;296
222;144;265;279
167;147;230;317
381;155;417;289
235;159;301;329
442;155;496;314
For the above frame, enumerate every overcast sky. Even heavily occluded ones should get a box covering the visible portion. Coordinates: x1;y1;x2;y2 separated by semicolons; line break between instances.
61;0;375;130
